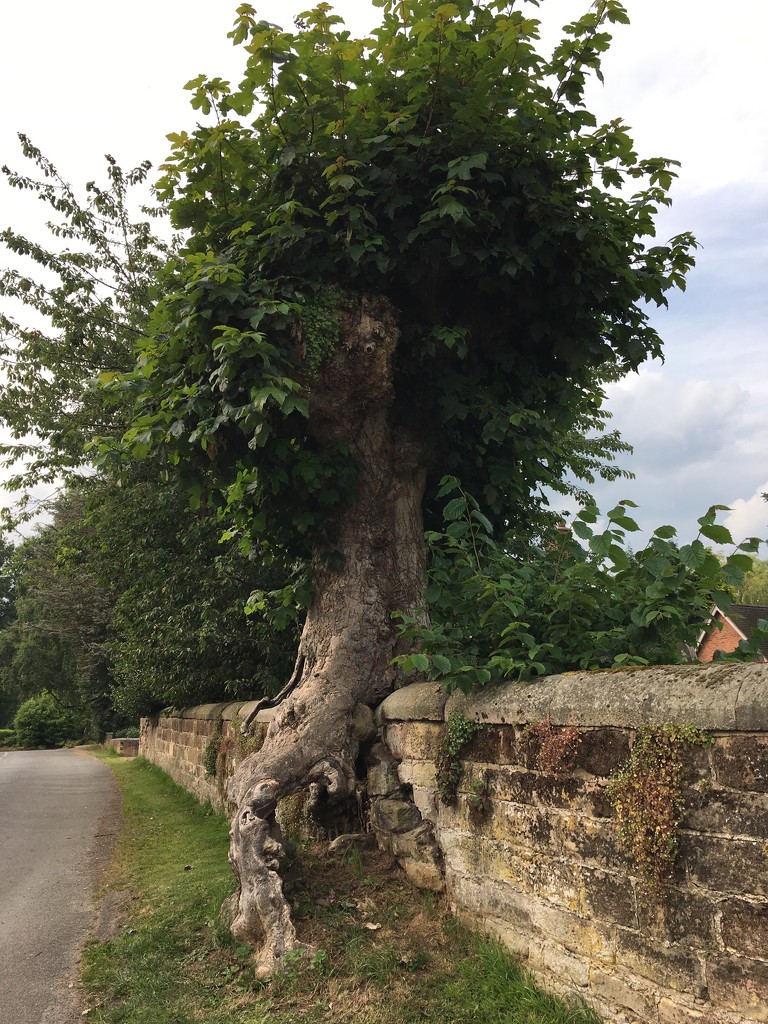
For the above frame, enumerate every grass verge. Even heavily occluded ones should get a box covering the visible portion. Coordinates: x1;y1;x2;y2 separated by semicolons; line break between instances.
83;753;602;1024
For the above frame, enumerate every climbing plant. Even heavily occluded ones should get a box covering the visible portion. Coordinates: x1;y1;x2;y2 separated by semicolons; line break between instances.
607;724;712;890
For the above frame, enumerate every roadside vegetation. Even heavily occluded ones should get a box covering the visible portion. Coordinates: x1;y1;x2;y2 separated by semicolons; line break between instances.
84;752;601;1024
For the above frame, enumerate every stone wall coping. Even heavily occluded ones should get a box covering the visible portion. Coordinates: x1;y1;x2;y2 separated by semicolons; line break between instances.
380;663;768;731
375;682;449;724
237;702;277;725
163;702;234;720
153;700;276;724
157;701;277;725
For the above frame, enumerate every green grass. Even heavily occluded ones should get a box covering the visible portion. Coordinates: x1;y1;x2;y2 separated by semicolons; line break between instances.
83;754;602;1024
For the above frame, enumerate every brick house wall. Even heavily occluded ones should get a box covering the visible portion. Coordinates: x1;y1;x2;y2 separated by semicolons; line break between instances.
698;611;744;662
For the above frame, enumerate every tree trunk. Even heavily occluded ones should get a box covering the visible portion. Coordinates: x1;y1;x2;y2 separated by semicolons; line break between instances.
225;295;427;976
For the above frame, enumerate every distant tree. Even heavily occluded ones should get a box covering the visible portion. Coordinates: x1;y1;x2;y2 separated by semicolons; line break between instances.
12;690;82;749
737;558;768;605
0;477;298;732
0;493;117;737
0;137;173;517
0;535;19;725
77;473;297;719
0;140;298;727
104;0;697;973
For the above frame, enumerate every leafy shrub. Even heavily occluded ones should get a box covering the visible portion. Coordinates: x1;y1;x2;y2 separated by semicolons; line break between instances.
12;691;82;749
396;480;763;690
0;728;15;747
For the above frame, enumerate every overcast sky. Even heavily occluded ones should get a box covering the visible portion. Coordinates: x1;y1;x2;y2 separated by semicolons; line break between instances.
1;0;766;546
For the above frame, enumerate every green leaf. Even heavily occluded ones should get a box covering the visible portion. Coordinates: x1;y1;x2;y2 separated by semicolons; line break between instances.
652;525;676;540
571;519;593;541
410;653;430;673
726;553;754;573
698;523;733;545
589;531;614;558
443;496;468;521
678;541;707;571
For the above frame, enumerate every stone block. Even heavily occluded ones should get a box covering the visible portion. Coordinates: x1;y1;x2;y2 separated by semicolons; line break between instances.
220;702;245;721
573;727;632;777
483;798;557;850
720;899;768;960
479;840;584;912
399;855;444;891
384;721;443;761
441;829;484;877
471;912;531;961
389;822;444;891
182;702;230;720
542;663;752;730
735;671;768;730
657;998;708;1023
449;874;532;936
446;680;551;726
395;759;437;792
411;784;438;822
588;966;659;1021
707;953;768;1021
463;764;584;811
376;682;448;724
474;882;616;963
532;937;591;988
712;735;768;793
616;928;704;992
580;866;637;929
682;788;768;839
680;834;768;896
464;725;522;765
370;797;421;834
637;888;718;950
366;742;405;797
559;814;626;872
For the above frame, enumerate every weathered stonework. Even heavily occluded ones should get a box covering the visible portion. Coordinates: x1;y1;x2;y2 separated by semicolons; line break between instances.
142;665;768;1024
376;666;768;1024
140;702;275;814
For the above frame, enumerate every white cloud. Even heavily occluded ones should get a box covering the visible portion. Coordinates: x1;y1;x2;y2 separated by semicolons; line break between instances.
725;483;768;544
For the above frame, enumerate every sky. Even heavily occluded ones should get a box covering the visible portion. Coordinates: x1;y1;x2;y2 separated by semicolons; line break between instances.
0;0;766;546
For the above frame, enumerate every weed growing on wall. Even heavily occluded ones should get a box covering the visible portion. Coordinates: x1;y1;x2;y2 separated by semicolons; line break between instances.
525;718;582;777
607;724;712;890
436;713;482;804
467;771;493;817
203;725;222;778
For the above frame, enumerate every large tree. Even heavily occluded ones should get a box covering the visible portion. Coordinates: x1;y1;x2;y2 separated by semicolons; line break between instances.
103;0;695;973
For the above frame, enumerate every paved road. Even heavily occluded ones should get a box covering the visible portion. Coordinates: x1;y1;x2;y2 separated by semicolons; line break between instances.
0;749;120;1024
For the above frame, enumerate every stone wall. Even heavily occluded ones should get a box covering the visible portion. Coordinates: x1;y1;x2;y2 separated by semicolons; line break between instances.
141;663;768;1024
140;701;274;813
375;664;768;1024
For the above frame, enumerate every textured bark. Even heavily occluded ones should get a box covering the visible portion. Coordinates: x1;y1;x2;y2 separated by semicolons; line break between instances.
225;296;427;976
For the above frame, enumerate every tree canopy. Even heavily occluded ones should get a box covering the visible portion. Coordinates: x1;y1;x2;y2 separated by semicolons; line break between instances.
104;0;695;560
